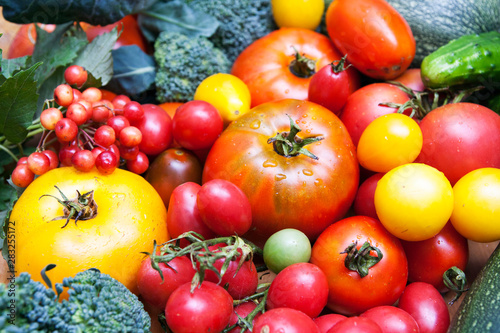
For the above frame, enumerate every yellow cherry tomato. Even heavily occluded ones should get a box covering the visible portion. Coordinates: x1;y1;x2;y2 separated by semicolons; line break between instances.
374;163;454;241
271;0;325;30
450;168;500;242
357;113;423;173
194;73;251;126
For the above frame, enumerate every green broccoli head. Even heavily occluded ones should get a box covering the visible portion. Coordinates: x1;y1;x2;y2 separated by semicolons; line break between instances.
0;272;68;332
154;31;231;103
0;269;150;333
183;0;277;63
59;268;151;333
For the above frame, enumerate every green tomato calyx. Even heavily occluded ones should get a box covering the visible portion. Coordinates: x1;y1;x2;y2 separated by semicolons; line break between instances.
39;186;98;228
289;47;317;78
268;115;324;160
341;241;383;278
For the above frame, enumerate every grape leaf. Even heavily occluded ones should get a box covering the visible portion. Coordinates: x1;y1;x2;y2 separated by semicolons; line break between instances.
0;62;42;144
137;0;219;42
1;0;157;26
106;45;156;95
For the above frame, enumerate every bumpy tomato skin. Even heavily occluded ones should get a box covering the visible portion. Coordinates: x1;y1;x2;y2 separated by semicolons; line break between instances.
12;167;169;295
325;0;415;79
231;28;360;108
202;99;359;246
310;216;408;316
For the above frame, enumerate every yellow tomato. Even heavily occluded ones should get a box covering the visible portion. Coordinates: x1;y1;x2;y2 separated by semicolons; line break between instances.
450;168;500;242
271;0;325;30
11;167;169;295
357;113;423;173
374;163;454;241
194;73;251;126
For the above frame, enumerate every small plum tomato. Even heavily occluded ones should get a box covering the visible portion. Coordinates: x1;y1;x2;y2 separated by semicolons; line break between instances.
252;307;320;333
197;179;252;237
353;172;384;219
360;305;419;333
374;163;454;241
266;262;329;318
327;316;383;333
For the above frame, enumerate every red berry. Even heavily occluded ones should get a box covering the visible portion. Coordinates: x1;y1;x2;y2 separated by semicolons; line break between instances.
27;152;50;175
64;65;88;87
11;164;35;188
126;151;149;174
71;150;96;172
40;107;63;130
55;118;78;142
95;151;118;175
53;84;74;107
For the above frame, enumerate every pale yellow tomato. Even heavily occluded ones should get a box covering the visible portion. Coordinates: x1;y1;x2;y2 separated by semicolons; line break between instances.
450;168;500;242
194;73;251;126
271;0;325;30
357;113;423;173
374;163;454;241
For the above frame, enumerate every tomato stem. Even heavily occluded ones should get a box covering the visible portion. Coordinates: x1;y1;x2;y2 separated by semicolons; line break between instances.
39;186;98;228
267;115;324;160
443;266;469;305
341;241;383;277
289;47;317;78
330;54;351;74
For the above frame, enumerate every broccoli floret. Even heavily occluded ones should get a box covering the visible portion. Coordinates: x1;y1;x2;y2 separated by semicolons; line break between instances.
183;0;277;63
0;269;151;333
154;31;231;103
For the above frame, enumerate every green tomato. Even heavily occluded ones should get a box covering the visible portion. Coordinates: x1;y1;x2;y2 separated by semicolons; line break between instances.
263;228;312;273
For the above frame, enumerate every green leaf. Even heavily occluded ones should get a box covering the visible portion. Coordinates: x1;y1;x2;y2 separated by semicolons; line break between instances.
0;62;42;144
137;0;219;42
106;45;156;95
32;23;88;84
0;56;32;80
74;27;119;87
1;0;157;26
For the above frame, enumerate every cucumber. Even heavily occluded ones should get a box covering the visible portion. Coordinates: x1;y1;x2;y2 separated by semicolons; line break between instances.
386;0;500;67
449;242;500;332
420;31;500;89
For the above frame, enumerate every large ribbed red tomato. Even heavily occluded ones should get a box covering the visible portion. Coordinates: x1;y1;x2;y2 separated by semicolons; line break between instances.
202;99;359;246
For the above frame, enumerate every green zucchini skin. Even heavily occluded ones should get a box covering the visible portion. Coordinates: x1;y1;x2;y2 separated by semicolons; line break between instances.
449;242;500;332
420;31;500;89
386;0;500;67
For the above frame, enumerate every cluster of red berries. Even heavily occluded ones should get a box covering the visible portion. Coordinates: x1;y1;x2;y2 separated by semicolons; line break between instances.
11;65;150;188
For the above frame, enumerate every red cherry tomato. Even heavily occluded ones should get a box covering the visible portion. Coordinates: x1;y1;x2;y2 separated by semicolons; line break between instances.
401;222;468;292
266;262;329;318
253;307;320;333
398;282;450;333
340;83;411;146
360;306;419;333
314;314;347;333
165;281;234;333
353;172;384;219
415;102;500;185
308;57;359;115
166;182;217;246
172;100;224;151
135;104;173;156
136;255;196;310
325;0;415;80
197;179;252;237
203;246;258;300
327;316;382;333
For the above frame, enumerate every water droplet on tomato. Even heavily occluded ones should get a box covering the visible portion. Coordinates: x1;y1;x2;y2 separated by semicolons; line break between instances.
275;173;287;181
263;159;278;168
250;119;261;129
302;169;313;176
